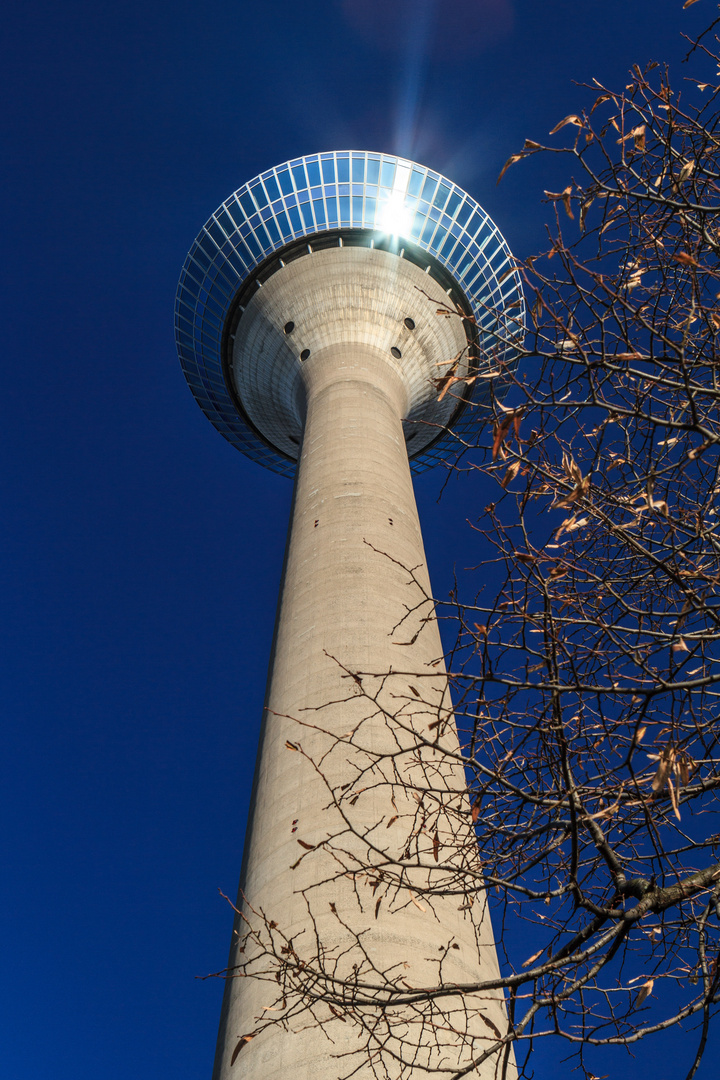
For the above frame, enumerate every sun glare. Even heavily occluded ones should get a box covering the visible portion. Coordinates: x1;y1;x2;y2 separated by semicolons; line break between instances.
378;164;413;237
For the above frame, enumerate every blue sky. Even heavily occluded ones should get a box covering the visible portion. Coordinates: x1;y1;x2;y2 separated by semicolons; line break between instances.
1;2;712;1077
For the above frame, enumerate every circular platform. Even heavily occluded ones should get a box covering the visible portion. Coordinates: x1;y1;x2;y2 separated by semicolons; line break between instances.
175;151;524;476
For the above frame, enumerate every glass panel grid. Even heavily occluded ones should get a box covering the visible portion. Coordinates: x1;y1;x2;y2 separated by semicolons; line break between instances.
176;150;524;475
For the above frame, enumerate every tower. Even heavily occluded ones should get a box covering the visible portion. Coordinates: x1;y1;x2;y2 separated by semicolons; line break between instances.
175;151;523;1080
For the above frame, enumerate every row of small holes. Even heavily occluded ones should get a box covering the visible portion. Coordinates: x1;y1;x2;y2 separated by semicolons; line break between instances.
283;315;414;364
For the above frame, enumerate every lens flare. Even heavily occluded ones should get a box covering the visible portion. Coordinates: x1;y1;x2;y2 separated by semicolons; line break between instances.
377;164;413;237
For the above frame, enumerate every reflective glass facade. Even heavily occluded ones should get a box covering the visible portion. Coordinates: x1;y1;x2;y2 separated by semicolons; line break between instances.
175;151;524;475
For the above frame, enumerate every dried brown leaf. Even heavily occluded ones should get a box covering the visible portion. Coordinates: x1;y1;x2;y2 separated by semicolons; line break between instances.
522;948;544;968
549;114;584;134
635;978;654;1008
501;461;521;488
492;415;514;461
497;153;523;184
668;776;681;820
231;1035;255;1065
479;1013;502;1038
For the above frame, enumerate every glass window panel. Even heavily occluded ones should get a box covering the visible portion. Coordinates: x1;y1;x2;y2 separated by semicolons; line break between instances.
456;200;472;228
265;217;281;245
313;199;326;226
364;196;376;222
291;163;307;190
352;157;365;182
367;158;380;184
446;190;462;218
421;217;436;244
338;183;350;197
204;295;225;318
432;223;448;249
238;190;256;218
198;234;219;259
456;250;473;278
191;248;210;274
207;220;225;246
380;160;395;188
339;196;350;224
306;159;321;186
463;266;483;293
276;208;292;239
278;167;293;195
251;182;268;209
433;183;451;210
322;158;335;183
300;201;315;228
288;205;302;232
352;195;363;223
224;249;245;275
252;222;270;251
351;183;363;197
326;196;338;225
474;232;492;254
337;155;350;182
410;215;423;240
179;283;198;307
215;209;235;237
264;174;280;202
466;211;484;238
420;175;437;202
239;233;259;259
408;168;424;197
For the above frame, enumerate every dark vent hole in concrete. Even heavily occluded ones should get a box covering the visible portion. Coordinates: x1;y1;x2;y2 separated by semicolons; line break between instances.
284;321;295;334
404;317;415;330
300;349;311;361
391;346;402;359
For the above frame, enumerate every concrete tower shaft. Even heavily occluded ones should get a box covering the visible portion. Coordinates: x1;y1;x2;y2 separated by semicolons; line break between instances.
213;341;510;1080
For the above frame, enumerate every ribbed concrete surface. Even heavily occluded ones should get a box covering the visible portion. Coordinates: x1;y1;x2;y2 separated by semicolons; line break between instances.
231;246;471;461
212;342;512;1080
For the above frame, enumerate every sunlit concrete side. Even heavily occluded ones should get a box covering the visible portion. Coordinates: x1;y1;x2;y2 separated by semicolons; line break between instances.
212;338;513;1080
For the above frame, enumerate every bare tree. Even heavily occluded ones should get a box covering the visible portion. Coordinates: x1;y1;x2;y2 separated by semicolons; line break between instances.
211;13;720;1080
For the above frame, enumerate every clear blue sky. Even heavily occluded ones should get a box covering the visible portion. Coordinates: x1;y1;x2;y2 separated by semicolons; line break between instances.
1;2;711;1077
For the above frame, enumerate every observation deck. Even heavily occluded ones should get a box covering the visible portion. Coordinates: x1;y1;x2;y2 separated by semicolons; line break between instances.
175;151;524;475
